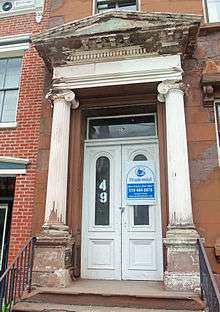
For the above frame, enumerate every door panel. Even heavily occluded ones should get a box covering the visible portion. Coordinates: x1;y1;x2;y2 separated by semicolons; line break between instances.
121;143;163;280
81;142;163;281
81;145;121;279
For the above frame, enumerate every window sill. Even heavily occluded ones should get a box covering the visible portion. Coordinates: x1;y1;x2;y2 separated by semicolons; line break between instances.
0;122;17;129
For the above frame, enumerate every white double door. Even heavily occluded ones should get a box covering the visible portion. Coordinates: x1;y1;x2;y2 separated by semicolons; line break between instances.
81;141;163;281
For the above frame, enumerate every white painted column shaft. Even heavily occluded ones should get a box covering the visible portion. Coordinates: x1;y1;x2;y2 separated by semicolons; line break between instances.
44;90;79;229
158;81;194;227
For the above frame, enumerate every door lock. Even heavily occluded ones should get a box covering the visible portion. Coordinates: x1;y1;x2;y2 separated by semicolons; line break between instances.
119;206;125;213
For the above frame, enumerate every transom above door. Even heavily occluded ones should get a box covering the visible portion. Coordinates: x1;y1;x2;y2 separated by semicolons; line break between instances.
81;115;163;281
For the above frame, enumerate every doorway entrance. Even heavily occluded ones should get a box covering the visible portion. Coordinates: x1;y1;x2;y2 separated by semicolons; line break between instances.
0;177;15;275
81;115;163;281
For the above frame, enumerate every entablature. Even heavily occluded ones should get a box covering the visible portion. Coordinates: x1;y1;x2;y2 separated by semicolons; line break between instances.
33;11;201;68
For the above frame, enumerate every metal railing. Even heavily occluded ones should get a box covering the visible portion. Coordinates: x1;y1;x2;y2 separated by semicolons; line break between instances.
0;237;36;312
197;238;220;312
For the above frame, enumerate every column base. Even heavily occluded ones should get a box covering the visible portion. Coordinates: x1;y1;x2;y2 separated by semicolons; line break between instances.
164;227;200;292
32;228;75;288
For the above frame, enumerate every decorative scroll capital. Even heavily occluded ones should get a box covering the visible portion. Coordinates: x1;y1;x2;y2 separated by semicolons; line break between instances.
46;89;79;109
157;80;185;102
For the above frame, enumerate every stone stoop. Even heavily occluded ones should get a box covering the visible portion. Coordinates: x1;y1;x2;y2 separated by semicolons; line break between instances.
12;280;205;312
13;302;204;312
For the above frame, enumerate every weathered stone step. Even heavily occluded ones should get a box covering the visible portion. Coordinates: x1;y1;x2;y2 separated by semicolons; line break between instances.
13;302;204;312
14;280;205;311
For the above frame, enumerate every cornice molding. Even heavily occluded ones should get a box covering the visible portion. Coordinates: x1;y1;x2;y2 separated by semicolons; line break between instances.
33;11;201;68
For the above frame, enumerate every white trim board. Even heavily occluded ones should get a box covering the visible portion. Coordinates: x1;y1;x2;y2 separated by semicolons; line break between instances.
0;156;29;175
53;54;182;89
0;169;26;175
0;34;31;57
0;156;29;164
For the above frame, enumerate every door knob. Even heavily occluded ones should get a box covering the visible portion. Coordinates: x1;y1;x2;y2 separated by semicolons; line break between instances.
119;207;125;213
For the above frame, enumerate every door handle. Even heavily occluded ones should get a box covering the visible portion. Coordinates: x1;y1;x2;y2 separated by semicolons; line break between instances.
119;207;125;213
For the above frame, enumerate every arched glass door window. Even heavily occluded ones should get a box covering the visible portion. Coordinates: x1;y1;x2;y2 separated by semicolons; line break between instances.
95;156;110;226
133;154;149;226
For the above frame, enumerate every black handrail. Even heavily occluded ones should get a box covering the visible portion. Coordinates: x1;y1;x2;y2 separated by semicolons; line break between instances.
0;237;36;312
197;238;220;312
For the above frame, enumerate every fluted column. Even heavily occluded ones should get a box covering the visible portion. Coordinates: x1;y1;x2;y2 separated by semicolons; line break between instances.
158;80;200;292
44;89;79;231
158;80;194;227
33;89;79;288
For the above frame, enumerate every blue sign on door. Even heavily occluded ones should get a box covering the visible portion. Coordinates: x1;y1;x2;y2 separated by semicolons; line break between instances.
126;161;156;204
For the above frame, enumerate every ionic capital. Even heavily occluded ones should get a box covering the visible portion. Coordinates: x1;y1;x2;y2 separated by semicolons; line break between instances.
157;80;185;103
46;89;79;109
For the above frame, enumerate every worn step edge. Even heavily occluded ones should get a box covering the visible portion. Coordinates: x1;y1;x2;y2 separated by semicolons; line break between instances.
21;292;205;311
13;301;204;312
29;287;202;300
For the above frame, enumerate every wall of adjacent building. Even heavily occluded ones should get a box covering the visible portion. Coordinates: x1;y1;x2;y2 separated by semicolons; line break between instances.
48;0;203;27
0;2;51;261
185;27;220;273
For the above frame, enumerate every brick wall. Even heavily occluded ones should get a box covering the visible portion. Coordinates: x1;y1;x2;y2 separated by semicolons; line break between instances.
184;27;220;273
49;0;203;26
0;2;51;261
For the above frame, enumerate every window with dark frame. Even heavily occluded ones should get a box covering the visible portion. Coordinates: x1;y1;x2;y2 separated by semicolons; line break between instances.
0;57;22;123
96;0;137;13
205;0;220;22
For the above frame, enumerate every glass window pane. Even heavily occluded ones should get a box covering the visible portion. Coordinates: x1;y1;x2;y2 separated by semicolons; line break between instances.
95;156;110;225
118;0;136;10
0;207;7;270
207;0;220;22
0;59;7;89
97;1;116;12
133;154;147;161
5;58;22;89
134;205;149;225
97;0;136;12
0;91;4;120
1;90;18;122
89;115;156;139
133;154;149;225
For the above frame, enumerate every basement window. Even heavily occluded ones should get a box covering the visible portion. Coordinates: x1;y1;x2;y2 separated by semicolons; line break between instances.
95;0;137;13
204;0;220;22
